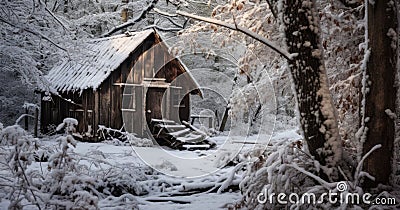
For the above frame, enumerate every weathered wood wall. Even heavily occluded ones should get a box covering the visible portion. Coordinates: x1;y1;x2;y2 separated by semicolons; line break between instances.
41;32;196;140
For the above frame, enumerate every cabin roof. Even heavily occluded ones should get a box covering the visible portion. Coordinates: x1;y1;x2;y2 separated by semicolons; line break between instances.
47;30;154;93
46;29;201;96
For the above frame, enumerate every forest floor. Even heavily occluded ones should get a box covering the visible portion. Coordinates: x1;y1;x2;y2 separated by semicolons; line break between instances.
0;128;302;209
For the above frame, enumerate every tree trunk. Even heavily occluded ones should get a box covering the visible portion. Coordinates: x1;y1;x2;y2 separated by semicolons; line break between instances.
63;0;68;13
279;0;342;178
362;0;397;188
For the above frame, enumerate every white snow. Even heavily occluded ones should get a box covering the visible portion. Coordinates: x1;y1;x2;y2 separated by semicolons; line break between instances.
385;109;397;120
46;30;154;93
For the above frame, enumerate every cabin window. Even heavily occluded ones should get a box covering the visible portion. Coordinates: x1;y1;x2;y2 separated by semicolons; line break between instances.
122;86;136;111
171;87;184;108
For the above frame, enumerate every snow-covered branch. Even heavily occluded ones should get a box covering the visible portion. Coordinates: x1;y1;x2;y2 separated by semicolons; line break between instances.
354;144;381;186
153;8;187;28
38;0;69;31
176;10;292;60
101;0;159;37
0;17;67;52
144;25;182;31
153;8;178;17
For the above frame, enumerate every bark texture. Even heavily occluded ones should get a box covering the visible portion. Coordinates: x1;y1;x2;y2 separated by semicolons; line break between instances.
363;0;397;187
280;0;342;176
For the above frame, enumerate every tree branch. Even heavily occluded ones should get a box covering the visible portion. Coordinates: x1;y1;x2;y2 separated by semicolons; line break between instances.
38;0;69;31
265;0;278;19
152;9;186;28
144;24;182;31
101;0;159;37
153;8;178;17
0;17;67;52
354;144;382;186
176;11;292;60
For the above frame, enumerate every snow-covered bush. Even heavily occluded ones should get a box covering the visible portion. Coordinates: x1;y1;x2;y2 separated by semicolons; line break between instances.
0;124;28;145
238;139;317;209
0;122;141;209
98;125;153;147
41;134;99;209
238;140;399;209
56;118;79;134
0;125;41;209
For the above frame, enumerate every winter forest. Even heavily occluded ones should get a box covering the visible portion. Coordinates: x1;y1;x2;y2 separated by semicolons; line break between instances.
0;0;400;209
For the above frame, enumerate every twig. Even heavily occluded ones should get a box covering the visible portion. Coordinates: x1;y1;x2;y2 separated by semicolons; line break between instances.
265;0;278;19
152;8;186;28
354;144;381;186
164;16;184;28
15;114;35;125
38;0;69;31
176;11;292;60
153;8;178;17
144;25;182;31
287;163;335;190
16;152;42;210
0;17;67;52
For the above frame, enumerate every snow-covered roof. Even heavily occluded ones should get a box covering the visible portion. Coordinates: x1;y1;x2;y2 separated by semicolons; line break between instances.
46;30;154;93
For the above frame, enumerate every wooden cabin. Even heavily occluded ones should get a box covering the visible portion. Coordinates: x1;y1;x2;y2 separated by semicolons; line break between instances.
41;29;201;140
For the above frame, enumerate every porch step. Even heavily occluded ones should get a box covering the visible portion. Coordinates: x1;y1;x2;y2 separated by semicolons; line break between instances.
150;118;214;150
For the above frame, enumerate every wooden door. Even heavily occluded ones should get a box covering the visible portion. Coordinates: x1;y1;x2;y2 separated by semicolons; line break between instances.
145;87;167;127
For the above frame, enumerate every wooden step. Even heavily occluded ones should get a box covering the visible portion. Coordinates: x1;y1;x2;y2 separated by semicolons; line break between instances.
157;124;187;133
150;119;176;127
150;118;213;150
168;128;191;137
176;134;204;143
182;144;210;150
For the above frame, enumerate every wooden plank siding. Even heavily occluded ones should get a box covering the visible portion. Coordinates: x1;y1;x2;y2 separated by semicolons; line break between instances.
41;31;200;141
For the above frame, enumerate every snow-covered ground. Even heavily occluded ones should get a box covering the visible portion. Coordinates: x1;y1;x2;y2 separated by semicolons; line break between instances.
0;126;302;209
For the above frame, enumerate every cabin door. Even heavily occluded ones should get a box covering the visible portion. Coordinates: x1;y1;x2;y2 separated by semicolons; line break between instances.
145;87;168;125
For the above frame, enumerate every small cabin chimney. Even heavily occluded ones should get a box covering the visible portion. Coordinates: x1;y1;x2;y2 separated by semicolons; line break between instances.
121;0;130;22
121;8;128;22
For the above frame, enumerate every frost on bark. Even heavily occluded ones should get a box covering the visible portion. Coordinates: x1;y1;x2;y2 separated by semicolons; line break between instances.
278;0;342;177
362;0;397;188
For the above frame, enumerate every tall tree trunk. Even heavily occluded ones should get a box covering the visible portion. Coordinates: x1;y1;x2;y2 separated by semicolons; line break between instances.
279;0;342;178
362;0;397;188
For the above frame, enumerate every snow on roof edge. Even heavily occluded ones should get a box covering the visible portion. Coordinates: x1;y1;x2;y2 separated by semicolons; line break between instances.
46;30;154;93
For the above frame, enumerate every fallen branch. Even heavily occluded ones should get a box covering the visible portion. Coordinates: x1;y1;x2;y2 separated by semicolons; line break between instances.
176;11;292;60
